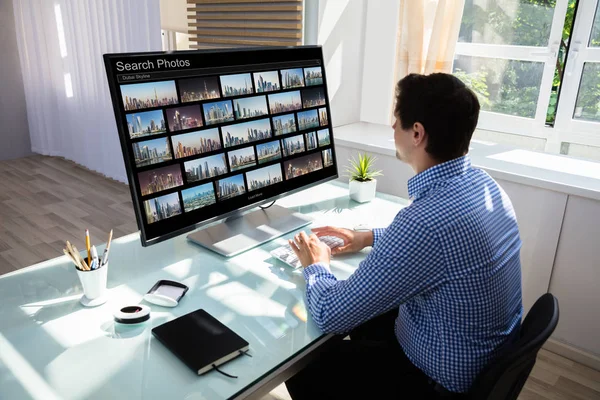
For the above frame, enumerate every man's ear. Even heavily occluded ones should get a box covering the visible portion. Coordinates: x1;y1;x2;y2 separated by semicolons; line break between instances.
412;122;426;146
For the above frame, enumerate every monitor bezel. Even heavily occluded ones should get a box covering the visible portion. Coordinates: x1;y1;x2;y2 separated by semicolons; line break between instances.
104;45;338;247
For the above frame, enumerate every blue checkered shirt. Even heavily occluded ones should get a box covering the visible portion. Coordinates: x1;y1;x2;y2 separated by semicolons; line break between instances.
303;155;523;393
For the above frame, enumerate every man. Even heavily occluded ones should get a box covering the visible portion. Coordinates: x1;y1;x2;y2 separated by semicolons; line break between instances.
285;73;523;399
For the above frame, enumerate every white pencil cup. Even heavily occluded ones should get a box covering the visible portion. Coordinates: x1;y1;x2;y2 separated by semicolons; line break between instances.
76;261;109;307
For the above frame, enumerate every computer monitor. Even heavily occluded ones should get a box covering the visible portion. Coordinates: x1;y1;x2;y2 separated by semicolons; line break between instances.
104;46;338;255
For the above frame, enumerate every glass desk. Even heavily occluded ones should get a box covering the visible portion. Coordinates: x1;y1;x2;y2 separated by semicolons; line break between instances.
0;181;409;400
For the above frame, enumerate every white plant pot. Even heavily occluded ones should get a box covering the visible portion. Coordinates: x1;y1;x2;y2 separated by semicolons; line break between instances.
349;179;377;203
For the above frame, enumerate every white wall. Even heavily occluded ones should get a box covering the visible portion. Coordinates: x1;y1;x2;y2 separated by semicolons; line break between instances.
360;0;400;124
316;0;367;128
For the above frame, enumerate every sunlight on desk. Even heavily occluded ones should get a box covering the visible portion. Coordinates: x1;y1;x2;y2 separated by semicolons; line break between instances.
197;271;229;290
207;281;287;319
19;294;82;318
39;285;142;348
45;334;144;400
162;258;193;280
0;333;62;400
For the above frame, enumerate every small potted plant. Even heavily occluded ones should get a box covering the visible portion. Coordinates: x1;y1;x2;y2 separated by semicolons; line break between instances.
346;153;383;203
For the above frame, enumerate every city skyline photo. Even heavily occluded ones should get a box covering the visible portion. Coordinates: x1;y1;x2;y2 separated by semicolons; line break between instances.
221;118;272;148
323;148;333;167
138;164;184;196
233;95;268;120
227;146;256;172
318;128;331;147
302;87;326;108
268;90;302;114
284;152;323;180
184;153;228;183
179;76;221;102
272;113;297;136
305;132;317;150
144;192;182;224
182;182;216;212
281;68;305;89
166;105;203;132
216;174;246;201
203;100;234;125
121;80;178;111
220;73;254;97
253;71;280;93
246;163;283;192
133;137;172;168
282;134;305;157
126;110;166;139
171;128;222;159
304;66;323;86
297;109;319;130
256;140;282;164
319;107;328;126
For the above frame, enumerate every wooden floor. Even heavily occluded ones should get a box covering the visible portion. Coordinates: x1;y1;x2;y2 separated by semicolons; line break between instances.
264;348;600;400
0;155;138;274
1;155;598;400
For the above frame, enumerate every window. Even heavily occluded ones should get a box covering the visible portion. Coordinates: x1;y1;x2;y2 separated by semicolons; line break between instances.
454;0;600;160
553;0;600;155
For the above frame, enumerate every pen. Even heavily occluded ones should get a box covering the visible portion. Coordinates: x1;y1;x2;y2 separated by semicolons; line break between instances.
91;245;98;269
85;229;91;266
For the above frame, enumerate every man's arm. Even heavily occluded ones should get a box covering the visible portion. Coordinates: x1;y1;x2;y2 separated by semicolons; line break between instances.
371;228;387;247
303;213;446;334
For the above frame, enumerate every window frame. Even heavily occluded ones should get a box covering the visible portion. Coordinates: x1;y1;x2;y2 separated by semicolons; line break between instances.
453;0;570;144
553;0;600;148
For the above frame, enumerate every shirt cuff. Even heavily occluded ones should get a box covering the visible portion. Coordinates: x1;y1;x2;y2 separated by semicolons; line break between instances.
372;228;386;247
303;262;332;280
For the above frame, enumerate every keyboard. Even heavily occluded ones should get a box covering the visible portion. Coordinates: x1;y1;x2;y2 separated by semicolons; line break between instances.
270;235;344;269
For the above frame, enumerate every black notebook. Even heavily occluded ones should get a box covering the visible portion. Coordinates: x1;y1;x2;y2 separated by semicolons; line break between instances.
152;308;250;375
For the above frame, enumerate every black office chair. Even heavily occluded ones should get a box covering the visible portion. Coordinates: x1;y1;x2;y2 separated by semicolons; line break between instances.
468;293;559;400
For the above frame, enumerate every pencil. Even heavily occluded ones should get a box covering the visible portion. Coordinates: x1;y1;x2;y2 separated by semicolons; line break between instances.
72;244;90;271
63;249;80;270
66;241;85;270
85;229;91;266
101;229;113;266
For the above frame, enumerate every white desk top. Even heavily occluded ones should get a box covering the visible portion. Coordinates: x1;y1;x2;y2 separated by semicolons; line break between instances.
0;181;408;400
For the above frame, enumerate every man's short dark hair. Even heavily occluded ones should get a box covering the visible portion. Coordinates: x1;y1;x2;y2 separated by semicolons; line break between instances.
394;73;480;162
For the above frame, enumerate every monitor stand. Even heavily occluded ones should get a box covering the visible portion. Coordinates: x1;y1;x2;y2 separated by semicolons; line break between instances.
186;204;313;257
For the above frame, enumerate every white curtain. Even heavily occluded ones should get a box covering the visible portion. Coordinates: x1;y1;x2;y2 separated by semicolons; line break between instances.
395;0;465;77
12;0;162;183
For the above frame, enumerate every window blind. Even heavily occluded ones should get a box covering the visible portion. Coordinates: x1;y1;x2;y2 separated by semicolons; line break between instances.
187;0;303;48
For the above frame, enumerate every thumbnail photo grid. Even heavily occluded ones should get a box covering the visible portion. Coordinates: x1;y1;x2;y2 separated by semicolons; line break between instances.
118;64;334;226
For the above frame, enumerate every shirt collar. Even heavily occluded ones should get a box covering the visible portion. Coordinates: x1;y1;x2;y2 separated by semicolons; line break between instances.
407;155;472;200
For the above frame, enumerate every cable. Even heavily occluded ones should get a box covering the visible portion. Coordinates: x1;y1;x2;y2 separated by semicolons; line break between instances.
240;350;253;358
212;364;238;378
259;201;276;209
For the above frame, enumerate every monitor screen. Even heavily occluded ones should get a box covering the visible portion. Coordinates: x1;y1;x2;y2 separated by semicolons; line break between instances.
104;46;338;246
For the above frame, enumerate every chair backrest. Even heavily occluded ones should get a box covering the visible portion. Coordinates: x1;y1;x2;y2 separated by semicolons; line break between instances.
469;293;559;400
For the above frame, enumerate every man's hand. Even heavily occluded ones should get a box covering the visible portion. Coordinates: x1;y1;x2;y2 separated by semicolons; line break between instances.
289;231;331;268
311;226;374;255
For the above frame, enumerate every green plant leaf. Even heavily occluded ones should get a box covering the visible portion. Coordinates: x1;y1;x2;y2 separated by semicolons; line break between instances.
346;152;383;182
